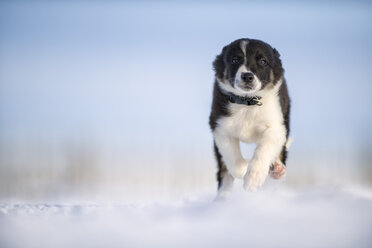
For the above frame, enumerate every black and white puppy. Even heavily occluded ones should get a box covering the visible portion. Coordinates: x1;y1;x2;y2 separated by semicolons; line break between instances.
209;38;290;196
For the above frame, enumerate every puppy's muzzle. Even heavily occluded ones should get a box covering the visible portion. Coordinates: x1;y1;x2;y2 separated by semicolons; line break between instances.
241;72;254;83
238;72;255;89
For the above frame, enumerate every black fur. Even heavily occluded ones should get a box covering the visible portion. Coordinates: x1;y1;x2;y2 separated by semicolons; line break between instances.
214;142;227;189
209;38;291;189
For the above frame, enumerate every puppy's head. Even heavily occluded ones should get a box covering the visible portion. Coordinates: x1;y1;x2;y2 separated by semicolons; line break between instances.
213;38;284;96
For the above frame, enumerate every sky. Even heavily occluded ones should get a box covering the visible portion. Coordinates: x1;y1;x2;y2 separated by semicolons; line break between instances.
0;0;372;199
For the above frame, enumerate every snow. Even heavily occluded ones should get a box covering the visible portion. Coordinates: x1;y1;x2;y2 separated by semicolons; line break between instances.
0;1;372;247
1;185;372;248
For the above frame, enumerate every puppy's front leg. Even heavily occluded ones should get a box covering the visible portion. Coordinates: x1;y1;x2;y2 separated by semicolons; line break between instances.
243;126;286;191
214;132;248;179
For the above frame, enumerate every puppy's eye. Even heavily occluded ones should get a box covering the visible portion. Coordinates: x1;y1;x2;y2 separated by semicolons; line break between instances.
231;57;240;65
259;58;267;66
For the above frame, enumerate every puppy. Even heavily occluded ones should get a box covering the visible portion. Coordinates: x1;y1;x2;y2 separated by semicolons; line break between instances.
209;38;290;196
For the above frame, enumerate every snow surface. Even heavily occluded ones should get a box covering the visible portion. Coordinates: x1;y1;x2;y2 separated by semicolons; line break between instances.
1;185;372;248
0;2;372;247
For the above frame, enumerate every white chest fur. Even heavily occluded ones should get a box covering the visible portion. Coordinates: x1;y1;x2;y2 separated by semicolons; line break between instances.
214;84;284;144
213;82;287;192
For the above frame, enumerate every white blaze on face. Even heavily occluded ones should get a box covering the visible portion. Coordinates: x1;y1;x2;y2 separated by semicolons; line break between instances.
240;40;248;60
233;40;262;95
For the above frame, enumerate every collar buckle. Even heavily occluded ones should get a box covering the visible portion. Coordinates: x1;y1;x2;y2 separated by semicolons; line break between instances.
252;96;263;106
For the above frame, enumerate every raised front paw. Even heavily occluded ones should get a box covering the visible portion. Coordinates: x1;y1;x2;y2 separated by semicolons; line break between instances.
243;167;268;192
229;160;248;179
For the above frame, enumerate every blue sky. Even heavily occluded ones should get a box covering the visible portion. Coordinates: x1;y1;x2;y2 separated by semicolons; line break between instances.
1;1;372;179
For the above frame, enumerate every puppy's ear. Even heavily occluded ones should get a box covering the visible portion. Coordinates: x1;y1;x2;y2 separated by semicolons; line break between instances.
273;48;284;82
273;48;281;59
213;46;227;79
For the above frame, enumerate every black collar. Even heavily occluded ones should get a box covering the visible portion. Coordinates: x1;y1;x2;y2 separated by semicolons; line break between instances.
224;92;263;106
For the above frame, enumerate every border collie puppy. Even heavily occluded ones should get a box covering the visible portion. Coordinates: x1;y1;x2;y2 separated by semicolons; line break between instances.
209;38;290;196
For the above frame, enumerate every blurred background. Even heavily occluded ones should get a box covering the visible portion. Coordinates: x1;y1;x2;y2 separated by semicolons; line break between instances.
0;0;371;201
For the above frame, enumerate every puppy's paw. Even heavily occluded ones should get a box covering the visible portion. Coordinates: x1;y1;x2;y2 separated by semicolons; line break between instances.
215;189;230;201
215;173;234;201
243;168;268;192
269;160;286;179
229;160;248;179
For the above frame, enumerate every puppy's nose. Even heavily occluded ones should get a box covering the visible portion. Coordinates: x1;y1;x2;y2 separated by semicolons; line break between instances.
241;72;254;83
